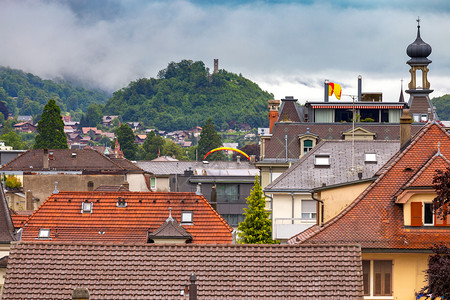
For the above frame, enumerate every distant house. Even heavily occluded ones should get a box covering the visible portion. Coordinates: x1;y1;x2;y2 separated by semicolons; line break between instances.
18;191;233;244
136;160;259;227
13;122;36;133
17;116;32;124
0;149;150;208
61;115;72;123
102;115;119;127
126;121;143;131
135;134;147;145
2;243;363;299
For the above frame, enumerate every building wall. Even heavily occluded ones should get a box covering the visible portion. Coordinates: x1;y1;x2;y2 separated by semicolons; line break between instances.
154;176;170;192
24;174;126;205
259;165;289;192
362;252;430;300
318;181;371;223
126;174;150;192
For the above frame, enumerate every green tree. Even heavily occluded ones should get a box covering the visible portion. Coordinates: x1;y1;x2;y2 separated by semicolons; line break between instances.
115;124;137;160
142;131;164;160
86;103;103;127
163;139;187;160
33;99;68;149
197;118;224;161
237;176;278;244
0;131;27;149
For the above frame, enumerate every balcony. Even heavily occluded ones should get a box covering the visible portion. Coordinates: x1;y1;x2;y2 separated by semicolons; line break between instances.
274;218;316;240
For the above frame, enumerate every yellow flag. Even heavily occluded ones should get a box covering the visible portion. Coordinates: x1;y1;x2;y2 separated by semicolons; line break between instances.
334;83;341;100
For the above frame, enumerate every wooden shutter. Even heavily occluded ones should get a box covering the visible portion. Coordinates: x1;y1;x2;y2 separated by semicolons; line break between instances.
435;204;449;227
411;202;423;226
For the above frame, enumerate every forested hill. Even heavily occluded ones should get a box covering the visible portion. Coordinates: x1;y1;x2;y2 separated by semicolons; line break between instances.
104;60;273;131
0;67;109;119
432;94;450;121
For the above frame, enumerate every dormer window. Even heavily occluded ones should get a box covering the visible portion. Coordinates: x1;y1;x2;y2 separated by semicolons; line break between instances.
303;140;313;154
181;211;193;224
314;155;330;166
365;153;377;163
38;229;50;239
81;202;93;213
116;197;127;208
411;201;449;226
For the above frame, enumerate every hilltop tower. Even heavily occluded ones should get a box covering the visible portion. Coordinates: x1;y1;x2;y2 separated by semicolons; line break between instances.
405;18;436;121
214;59;219;74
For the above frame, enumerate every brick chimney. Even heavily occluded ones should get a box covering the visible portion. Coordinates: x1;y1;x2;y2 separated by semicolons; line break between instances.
43;149;49;169
400;109;413;149
268;99;280;133
189;274;197;300
72;288;90;300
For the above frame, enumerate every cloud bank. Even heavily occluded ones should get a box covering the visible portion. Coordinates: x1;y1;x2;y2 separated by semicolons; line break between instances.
1;0;450;103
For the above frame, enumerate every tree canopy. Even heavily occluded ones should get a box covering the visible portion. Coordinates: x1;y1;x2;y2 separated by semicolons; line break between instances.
238;176;278;244
115;124;137;160
104;60;272;131
33;99;68;149
419;244;450;299
141;131;165;160
197;118;224;161
432;167;450;219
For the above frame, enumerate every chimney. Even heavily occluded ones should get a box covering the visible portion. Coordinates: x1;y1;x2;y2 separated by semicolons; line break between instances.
189;274;197;300
250;155;256;163
25;190;33;211
214;59;219;74
236;155;240;164
72;288;90;300
324;80;329;102
210;184;217;211
268;99;280;133
400;109;413;149
184;167;194;176
358;75;362;102
43;149;49;169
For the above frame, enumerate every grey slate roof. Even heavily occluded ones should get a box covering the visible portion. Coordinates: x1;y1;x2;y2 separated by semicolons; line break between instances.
0;187;16;243
3;242;363;299
136;161;258;176
265;140;399;192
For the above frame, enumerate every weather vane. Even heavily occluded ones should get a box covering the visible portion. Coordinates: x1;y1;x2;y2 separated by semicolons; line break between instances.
417;16;420;27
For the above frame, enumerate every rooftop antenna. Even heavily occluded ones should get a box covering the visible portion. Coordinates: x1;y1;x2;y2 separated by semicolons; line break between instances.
342;94;358;174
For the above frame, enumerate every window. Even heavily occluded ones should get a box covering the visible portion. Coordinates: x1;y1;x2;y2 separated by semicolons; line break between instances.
150;177;156;190
38;228;50;239
362;260;392;297
181;211;193;224
301;200;316;219
314;155;330;166
222;214;245;227
421;114;428;122
303;139;313;154
365;153;377;163
413;114;420;122
411;202;450;227
216;184;240;202
81;202;93;213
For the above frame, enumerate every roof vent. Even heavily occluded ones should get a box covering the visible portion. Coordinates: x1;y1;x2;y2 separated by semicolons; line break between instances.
117;197;127;208
81;201;93;213
53;181;59;194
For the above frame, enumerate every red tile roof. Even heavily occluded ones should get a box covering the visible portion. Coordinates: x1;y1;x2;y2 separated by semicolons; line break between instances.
3;242;363;299
289;122;450;249
21;191;233;244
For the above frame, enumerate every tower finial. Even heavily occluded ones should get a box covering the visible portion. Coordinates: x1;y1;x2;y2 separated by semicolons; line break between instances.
166;207;174;222
417;16;420;28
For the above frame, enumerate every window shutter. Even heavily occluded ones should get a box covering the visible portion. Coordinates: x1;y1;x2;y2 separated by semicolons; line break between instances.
435;204;449;227
411;202;423;226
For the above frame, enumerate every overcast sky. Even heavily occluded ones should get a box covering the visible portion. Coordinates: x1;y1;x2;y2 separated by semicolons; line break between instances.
1;0;450;104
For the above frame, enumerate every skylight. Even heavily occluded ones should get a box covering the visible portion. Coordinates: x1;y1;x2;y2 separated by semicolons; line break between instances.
81;202;93;213
314;155;330;166
181;211;193;224
365;153;377;163
38;229;50;239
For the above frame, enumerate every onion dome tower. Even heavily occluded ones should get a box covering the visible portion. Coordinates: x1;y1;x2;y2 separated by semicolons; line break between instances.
405;18;436;121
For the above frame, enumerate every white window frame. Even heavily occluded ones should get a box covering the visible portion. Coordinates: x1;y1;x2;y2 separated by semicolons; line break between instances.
420;114;428;122
423;202;434;226
150;177;156;190
81;202;93;213
301;200;317;220
181;211;193;224
38;228;50;239
412;114;420;123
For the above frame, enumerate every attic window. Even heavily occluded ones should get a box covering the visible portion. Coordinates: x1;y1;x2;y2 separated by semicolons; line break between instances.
38;229;50;239
81;202;93;213
116;197;127;208
314;155;330;166
72;152;77;158
181;211;193;224
365;153;377;163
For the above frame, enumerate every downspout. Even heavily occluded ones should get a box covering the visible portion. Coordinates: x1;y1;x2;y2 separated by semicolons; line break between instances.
285;135;288;161
311;192;324;227
291;192;295;225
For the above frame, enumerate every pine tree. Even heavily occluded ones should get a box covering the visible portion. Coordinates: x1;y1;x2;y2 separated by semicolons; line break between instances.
238;176;278;244
33;99;68;149
197;118;224;161
115;123;137;160
142;131;164;160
